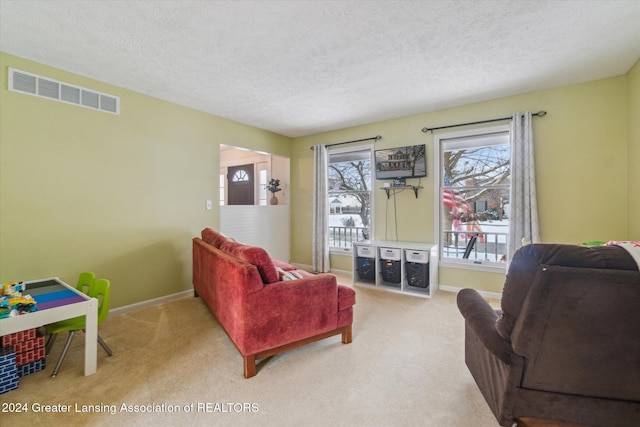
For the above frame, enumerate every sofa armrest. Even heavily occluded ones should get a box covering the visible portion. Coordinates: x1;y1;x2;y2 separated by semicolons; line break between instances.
241;273;342;355
256;273;339;311
457;288;514;364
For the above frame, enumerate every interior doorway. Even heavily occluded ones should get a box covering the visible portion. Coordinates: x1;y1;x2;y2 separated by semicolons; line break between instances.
219;145;291;261
219;145;290;206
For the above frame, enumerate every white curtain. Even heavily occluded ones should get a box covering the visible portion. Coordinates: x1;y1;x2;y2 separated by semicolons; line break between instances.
312;144;330;273
508;112;540;263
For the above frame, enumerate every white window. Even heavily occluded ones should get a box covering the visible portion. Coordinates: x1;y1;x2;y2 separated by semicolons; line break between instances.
231;169;249;182
258;169;268;205
435;126;510;268
327;146;374;252
219;173;226;206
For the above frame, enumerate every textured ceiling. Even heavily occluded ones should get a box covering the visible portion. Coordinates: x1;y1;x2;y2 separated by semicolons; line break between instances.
1;0;640;137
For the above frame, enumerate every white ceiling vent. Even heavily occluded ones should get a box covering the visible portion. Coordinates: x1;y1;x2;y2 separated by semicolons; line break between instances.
8;68;119;115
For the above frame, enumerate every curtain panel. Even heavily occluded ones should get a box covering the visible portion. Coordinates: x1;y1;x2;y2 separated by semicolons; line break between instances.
312;144;330;273
508;111;540;263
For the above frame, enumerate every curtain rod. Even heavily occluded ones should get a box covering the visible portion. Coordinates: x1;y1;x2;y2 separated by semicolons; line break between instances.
421;110;547;133
310;135;381;150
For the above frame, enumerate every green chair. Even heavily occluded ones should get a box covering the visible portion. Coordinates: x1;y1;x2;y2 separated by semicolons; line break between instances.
45;272;95;355
45;278;113;377
76;271;95;295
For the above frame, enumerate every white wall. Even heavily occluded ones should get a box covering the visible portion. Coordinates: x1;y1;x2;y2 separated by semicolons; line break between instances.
220;205;290;261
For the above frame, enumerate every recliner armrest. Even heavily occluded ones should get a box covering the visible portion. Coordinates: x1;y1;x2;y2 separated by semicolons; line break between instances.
457;288;514;364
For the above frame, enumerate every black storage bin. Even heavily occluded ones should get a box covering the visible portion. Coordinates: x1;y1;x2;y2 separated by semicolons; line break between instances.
405;262;429;288
380;259;401;283
356;257;375;281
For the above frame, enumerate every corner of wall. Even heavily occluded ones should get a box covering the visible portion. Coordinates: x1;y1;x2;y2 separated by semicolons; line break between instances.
628;58;640;240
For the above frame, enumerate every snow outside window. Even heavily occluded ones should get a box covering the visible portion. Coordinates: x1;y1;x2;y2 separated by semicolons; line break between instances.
436;126;510;268
327;147;374;252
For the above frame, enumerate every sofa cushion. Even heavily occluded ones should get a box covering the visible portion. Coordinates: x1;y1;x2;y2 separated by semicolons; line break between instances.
496;243;638;340
201;228;229;248
220;240;279;284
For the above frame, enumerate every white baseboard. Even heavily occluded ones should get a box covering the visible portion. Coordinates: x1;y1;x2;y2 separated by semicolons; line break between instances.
292;262;312;271
109;289;193;316
438;284;502;300
329;268;351;276
107;283;500;317
292;263;352;278
293;265;502;299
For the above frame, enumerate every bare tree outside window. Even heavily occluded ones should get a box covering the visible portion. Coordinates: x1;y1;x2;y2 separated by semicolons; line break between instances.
328;149;372;249
440;131;510;263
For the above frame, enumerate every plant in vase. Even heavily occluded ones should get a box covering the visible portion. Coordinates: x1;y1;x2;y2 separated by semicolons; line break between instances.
265;178;281;205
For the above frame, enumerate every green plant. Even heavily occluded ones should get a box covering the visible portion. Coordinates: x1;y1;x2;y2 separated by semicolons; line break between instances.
265;178;281;193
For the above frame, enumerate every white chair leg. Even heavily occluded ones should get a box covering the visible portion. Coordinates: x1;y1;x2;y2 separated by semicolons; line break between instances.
51;331;75;378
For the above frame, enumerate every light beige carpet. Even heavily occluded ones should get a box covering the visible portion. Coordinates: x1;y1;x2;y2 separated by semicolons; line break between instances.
0;274;499;426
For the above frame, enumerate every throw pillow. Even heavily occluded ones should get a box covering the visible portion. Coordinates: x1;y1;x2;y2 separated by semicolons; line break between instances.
277;267;300;281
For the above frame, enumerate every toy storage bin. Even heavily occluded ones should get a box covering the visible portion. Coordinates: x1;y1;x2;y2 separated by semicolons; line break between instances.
405;261;429;288
355;245;376;281
356;257;375;281
379;248;401;284
405;250;429;264
379;247;401;261
380;259;401;284
356;245;375;258
405;249;430;289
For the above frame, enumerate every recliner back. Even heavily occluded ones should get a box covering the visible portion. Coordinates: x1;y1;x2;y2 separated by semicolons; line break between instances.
496;244;638;340
510;265;640;402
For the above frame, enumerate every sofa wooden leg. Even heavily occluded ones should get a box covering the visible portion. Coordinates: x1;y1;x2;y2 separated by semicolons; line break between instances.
241;326;353;378
342;325;352;344
244;355;257;378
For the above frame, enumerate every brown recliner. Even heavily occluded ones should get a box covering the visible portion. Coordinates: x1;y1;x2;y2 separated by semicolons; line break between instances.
457;243;640;427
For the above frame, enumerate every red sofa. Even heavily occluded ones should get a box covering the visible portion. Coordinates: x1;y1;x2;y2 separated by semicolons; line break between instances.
192;228;355;377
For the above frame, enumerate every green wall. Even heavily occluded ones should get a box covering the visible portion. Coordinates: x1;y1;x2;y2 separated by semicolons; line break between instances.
0;52;292;308
292;72;635;293
628;58;640;240
2;51;637;301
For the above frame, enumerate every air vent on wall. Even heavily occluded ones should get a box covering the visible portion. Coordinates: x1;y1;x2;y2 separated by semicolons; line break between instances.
8;68;120;115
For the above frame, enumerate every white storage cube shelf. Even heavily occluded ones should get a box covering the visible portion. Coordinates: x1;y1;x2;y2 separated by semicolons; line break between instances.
353;241;438;298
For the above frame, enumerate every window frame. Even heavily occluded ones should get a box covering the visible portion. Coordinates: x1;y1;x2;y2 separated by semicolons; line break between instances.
327;144;375;254
434;125;510;272
256;163;268;205
219;171;226;206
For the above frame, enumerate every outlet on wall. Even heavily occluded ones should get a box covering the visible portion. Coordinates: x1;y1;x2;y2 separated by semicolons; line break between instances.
206;200;212;210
